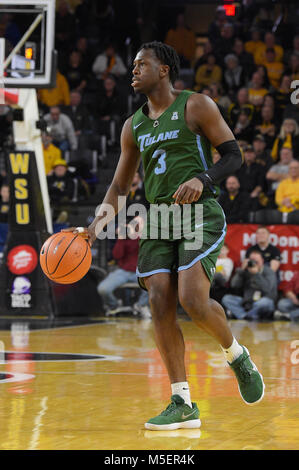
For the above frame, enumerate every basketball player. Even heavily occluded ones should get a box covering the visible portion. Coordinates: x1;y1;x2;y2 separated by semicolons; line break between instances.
66;42;265;430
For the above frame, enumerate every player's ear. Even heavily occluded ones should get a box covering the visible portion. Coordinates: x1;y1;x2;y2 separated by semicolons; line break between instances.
160;64;170;79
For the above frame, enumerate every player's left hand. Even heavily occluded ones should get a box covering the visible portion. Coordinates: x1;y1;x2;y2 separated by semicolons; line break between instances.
172;178;203;205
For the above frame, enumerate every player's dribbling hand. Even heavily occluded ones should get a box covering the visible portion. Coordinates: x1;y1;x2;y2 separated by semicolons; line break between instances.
172;178;203;205
61;226;95;246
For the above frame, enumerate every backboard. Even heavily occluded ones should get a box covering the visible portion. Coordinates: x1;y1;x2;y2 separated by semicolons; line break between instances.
0;0;56;89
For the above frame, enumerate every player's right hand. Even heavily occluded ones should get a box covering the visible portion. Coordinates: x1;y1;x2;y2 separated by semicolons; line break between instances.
61;227;95;246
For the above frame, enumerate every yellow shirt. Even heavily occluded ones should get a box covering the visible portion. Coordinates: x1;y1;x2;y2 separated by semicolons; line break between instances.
165;27;196;62
254;44;284;65
245;40;264;55
38;71;70;107
248;87;268;106
43;143;62;174
194;64;222;90
275;177;299;212
264;61;284;89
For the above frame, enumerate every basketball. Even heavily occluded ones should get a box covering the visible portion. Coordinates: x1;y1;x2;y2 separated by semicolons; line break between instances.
40;232;92;284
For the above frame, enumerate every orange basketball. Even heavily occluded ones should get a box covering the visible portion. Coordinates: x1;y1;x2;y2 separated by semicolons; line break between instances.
40;232;92;284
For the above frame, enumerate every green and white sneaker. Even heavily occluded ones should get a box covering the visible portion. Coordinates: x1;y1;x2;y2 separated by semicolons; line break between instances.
145;395;201;431
229;346;265;405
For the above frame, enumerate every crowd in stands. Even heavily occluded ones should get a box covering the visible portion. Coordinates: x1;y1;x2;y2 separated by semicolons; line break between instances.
0;0;298;319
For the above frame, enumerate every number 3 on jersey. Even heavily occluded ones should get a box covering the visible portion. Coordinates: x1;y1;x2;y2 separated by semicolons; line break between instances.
152;149;167;175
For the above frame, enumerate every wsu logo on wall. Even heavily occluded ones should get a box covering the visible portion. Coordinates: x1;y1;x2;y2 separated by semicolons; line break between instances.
7;245;38;275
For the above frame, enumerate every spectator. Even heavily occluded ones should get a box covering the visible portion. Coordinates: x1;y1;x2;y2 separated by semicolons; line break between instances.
254;32;284;65
164;13;196;68
285;52;299;83
283;99;299;125
193;39;214;72
38;70;70;109
208;6;228;46
223;54;246;97
218;175;251;223
44;106;77;151
276;272;299;322
209;82;232;112
274;75;292;119
194;54;222;91
63;50;87;92
173;79;186;91
263;48;284;89
275;160;299;212
245;225;281;273
42;133;62;175
62;90;91;136
127;172;149;212
55;0;76;52
0;184;9;223
233;108;255;142
248;71;269;107
75;37;94;71
47;159;75;222
266;146;294;197
255;64;270;89
254;105;277;148
253;134;273;171
235;145;264;210
222;250;277;320
232;37;255;80
227;87;255;128
92;44;127;81
214;23;235;60
271;118;299;161
245;28;264;56
97;225;150;317
210;244;234;303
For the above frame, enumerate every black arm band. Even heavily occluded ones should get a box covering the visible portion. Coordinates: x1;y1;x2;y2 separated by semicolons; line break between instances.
196;140;242;188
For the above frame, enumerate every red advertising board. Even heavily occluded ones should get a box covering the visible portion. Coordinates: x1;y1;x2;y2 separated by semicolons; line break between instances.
225;224;299;290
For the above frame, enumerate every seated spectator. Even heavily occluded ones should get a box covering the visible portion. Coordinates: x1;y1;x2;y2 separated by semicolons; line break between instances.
193;39;214;73
209;82;231;111
248;71;269;107
218;175;251;223
266;146;294;199
223;54;246;97
245;225;281;273
62;50;87;92
164;13;196;68
254;105;277;148
42;132;62;175
0;184;9;223
245;28;264;56
275;160;299;212
214;23;235;61
263;48;284;90
92;44;127;81
127;172;149;212
210;244;234;303
255;64;271;89
254;32;284;66
222;250;277;320
75;37;94;72
95;75;127;141
38;70;70;110
271;118;299;161
208;6;228;47
55;0;76;52
61;90;91;136
274;75;292;119
285;52;299;83
227;87;255;128
276;272;299;322
97;224;150;317
233;108;255;142
47;159;75;222
235;145;264;210
44;106;77;152
194;54;222;91
253;134;273;171
232;37;255;80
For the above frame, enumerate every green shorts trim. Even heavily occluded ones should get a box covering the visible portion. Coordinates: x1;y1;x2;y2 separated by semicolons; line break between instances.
137;199;226;290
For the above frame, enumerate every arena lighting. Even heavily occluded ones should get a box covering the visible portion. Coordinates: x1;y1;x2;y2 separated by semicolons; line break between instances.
223;4;236;16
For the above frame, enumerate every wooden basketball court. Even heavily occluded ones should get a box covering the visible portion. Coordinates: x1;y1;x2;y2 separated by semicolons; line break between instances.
0;316;299;450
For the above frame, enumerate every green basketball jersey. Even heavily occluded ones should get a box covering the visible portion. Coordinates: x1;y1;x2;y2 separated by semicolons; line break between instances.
131;90;219;204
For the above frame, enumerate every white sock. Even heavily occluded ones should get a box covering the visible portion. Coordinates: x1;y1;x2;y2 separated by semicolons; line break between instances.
221;337;243;364
171;381;192;408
